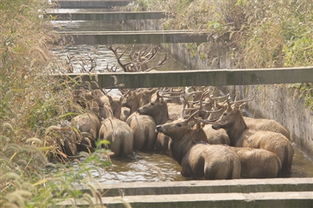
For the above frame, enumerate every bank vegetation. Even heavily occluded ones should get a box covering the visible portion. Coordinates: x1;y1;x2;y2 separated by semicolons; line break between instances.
0;1;105;207
133;0;313;110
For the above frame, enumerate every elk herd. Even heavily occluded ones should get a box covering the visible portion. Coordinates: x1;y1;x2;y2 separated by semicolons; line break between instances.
44;84;294;180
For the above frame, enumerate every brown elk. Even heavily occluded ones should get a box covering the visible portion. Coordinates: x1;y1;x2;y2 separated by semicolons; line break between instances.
185;91;230;145
98;118;134;157
213;97;291;140
121;89;156;114
71;112;101;152
230;147;281;178
137;92;171;154
126;113;157;151
44;125;81;162
244;117;290;139
72;88;113;120
156;112;241;179
211;103;293;173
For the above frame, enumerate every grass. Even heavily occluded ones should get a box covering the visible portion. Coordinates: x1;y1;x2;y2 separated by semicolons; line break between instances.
132;0;313;109
0;0;112;207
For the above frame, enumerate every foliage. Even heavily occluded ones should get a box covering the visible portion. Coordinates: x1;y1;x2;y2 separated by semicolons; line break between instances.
0;0;111;207
133;0;313;109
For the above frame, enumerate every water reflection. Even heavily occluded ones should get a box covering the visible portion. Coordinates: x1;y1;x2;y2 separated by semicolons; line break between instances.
52;44;187;73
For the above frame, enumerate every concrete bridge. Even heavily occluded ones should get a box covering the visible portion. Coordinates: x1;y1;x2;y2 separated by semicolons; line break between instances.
51;0;132;8
45;9;167;21
57;30;211;44
58;178;313;207
55;67;313;88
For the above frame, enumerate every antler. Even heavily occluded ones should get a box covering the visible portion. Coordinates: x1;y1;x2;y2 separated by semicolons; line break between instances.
109;45;168;72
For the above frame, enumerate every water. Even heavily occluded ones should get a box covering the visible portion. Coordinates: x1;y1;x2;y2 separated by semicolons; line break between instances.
291;146;313;177
96;153;184;184
72;145;313;185
52;44;187;73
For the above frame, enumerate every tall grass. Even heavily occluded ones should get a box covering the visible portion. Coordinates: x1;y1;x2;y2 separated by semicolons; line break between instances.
0;0;109;207
133;0;313;109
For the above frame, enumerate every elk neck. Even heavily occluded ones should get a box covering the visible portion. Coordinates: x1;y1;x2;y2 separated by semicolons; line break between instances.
170;128;207;164
154;103;170;125
227;113;248;146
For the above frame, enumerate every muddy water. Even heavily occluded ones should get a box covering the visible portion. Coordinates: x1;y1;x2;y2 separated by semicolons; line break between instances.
95;153;184;184
53;44;313;183
82;145;313;184
52;44;187;73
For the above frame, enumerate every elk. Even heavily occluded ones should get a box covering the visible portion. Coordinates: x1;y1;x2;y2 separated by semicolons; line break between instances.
98;118;134;157
185;91;230;145
72;88;113;120
230;147;281;178
121;89;156;114
156;111;241;179
44;125;81;162
211;103;293;173
219;96;291;139
137;92;172;154
71;112;101;152
244;117;290;139
126;113;157;151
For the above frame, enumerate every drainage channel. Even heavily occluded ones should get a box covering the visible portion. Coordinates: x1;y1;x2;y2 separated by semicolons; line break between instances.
50;0;313;207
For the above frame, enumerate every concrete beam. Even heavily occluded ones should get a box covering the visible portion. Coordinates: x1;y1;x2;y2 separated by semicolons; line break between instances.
54;67;313;88
45;9;167;21
58;191;313;207
51;20;124;31
75;178;313;197
57;30;211;44
51;0;132;8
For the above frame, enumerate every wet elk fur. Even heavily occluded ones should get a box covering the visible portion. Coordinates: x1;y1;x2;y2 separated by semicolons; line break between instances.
99;118;134;157
71;112;101;151
212;105;293;173
230;147;281;178
138;94;171;154
156;115;241;179
126;112;157;151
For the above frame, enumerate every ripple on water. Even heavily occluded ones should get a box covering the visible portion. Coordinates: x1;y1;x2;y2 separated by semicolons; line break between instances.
52;44;187;74
97;153;184;184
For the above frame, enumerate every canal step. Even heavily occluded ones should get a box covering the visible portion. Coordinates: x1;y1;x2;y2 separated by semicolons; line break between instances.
45;9;167;21
75;178;313;197
56;67;313;88
58;192;313;207
57;30;211;44
51;0;132;9
50;20;128;31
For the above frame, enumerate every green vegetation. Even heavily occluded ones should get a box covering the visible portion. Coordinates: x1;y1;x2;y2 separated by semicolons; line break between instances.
0;0;110;207
133;0;313;109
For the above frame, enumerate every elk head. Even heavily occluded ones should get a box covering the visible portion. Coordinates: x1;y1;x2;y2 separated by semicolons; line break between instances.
211;100;247;131
156;111;205;142
137;91;169;124
121;90;140;113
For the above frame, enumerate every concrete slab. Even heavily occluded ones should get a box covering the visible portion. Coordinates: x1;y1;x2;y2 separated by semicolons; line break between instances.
58;191;313;207
54;67;313;88
74;178;313;196
45;9;167;21
57;30;211;44
51;0;132;8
